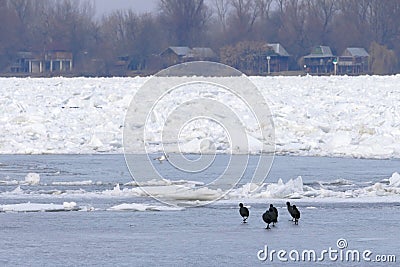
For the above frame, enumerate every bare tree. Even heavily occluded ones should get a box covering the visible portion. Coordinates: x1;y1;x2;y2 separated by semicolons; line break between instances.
305;0;337;44
256;0;273;20
277;0;309;57
213;0;230;34
252;0;275;42
369;41;397;74
331;0;372;54
227;0;260;41
159;0;211;46
9;0;31;25
99;10;164;74
0;0;20;58
368;0;400;47
2;0;400;74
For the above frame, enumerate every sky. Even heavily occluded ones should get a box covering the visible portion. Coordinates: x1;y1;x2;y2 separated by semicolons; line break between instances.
94;0;158;17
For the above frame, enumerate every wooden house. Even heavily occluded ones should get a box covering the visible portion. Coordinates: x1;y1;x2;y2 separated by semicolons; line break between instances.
10;52;36;73
44;50;73;72
159;46;192;68
11;50;73;74
159;46;217;68
337;47;369;74
304;46;336;74
267;43;290;73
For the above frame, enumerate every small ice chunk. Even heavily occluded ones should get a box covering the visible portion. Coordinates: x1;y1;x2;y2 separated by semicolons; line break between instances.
63;202;77;209
25;173;40;185
389;172;400;187
108;203;184;211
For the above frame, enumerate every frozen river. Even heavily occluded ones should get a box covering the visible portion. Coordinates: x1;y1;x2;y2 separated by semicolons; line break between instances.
0;155;398;266
1;73;399;265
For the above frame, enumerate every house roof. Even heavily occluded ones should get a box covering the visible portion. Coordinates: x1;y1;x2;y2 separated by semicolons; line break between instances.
344;47;369;57
16;51;36;59
188;47;217;58
304;45;334;58
268;43;290;57
165;46;192;56
161;46;216;58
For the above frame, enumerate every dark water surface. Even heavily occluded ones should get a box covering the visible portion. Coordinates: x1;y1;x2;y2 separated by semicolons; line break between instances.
0;155;399;266
0;154;399;185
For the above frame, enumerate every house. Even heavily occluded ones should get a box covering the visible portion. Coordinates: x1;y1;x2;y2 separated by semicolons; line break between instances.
159;46;217;68
219;42;290;75
187;47;217;61
11;50;73;73
337;47;369;74
267;43;290;72
159;46;192;67
10;52;36;73
304;46;336;74
113;55;130;75
44;50;73;72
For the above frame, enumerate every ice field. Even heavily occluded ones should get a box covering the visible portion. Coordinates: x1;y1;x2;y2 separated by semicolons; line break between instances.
0;75;399;158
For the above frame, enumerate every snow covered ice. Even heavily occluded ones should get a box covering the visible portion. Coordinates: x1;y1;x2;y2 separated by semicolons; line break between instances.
1;75;400;158
1;75;400;209
24;173;40;185
0;201;79;212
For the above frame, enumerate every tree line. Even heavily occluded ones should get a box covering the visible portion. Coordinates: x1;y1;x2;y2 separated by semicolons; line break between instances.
0;0;399;75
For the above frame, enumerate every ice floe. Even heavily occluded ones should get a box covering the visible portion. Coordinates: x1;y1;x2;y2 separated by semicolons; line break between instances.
0;201;79;212
107;203;183;211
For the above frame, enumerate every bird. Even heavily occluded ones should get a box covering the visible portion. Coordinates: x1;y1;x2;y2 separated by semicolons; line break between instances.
262;207;277;229
286;201;294;221
292;205;301;225
154;153;168;163
287;202;301;225
239;203;249;223
270;204;278;226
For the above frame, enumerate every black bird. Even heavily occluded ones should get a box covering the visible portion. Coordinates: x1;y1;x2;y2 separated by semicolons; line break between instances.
286;201;294;221
262;207;277;229
239;203;249;223
270;204;278;226
292;205;301;225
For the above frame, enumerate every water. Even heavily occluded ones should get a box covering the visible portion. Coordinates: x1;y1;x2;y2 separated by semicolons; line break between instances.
1;154;398;192
0;155;399;266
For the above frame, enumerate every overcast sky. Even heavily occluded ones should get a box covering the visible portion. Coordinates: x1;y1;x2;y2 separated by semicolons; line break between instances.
94;0;158;17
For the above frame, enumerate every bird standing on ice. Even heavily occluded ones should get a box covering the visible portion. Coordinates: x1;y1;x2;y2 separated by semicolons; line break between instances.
262;206;277;229
270;204;278;226
287;202;300;225
292;205;300;225
286;202;294;221
154;153;168;163
239;203;249;223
